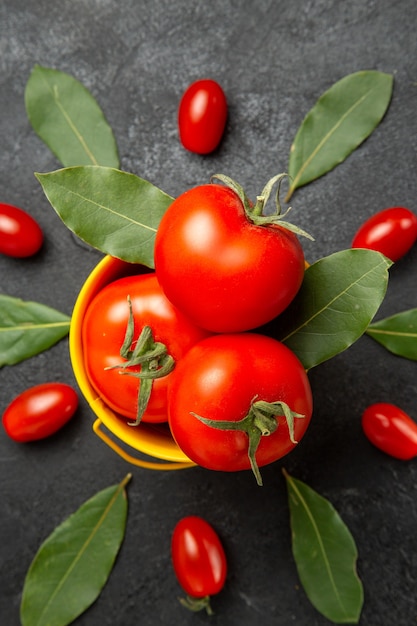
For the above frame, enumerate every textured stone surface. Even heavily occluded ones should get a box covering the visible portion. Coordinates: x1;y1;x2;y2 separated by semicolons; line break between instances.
1;1;417;624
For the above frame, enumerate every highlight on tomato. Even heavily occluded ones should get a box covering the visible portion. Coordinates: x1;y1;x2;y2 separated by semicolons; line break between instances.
171;515;227;615
81;272;211;425
362;402;417;460
351;206;417;262
178;78;227;154
154;173;312;333
168;333;313;485
2;383;78;442
0;202;43;258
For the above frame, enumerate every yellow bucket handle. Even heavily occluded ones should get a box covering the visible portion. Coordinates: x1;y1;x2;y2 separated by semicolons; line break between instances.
92;418;196;471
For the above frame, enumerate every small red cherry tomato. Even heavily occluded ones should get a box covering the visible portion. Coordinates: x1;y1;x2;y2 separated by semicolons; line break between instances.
178;79;227;154
2;383;79;442
362;402;417;460
351;207;417;262
0;202;43;258
171;515;227;614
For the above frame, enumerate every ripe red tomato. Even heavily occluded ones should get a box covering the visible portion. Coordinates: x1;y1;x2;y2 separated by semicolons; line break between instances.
168;333;313;485
362;402;417;460
351;207;417;262
154;182;305;333
82;272;210;424
178;79;227;154
0;202;43;258
171;515;227;614
2;383;78;442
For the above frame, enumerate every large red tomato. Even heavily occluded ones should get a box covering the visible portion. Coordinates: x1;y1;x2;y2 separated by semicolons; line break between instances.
82;272;210;424
168;333;313;485
154;179;306;333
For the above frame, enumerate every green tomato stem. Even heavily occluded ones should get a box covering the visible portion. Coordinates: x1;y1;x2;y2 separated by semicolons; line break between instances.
210;172;313;240
192;398;305;486
105;296;175;426
179;594;214;615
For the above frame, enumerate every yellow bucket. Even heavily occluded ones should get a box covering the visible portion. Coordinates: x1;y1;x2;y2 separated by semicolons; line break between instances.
69;255;195;471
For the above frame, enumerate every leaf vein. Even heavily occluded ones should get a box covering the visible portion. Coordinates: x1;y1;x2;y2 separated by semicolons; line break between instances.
282;260;387;342
0;322;70;333
288;476;349;617
41;73;99;165
368;329;417;338
34;482;125;626
292;87;374;191
61;187;158;233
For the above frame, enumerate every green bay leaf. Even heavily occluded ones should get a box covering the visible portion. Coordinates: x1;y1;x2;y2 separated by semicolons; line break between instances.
25;64;119;168
0;295;70;366
20;474;131;626
366;308;417;360
274;249;392;370
284;470;364;624
36;166;174;267
286;70;394;200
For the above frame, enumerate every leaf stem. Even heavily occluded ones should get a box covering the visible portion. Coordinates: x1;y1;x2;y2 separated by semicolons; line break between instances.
120;473;132;490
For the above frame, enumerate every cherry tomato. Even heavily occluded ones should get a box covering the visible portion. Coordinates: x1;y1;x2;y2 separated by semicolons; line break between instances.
178;79;227;154
0;202;43;258
168;333;313;485
82;272;210;424
154;182;305;333
362;402;417;460
171;515;227;614
2;383;78;442
351;207;417;262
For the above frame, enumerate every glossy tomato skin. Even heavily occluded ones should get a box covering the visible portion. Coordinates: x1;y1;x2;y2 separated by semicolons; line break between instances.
154;184;305;333
82;272;211;423
0;202;43;258
2;383;78;442
352;207;417;262
362;402;417;460
171;516;227;599
168;333;313;472
178;79;227;154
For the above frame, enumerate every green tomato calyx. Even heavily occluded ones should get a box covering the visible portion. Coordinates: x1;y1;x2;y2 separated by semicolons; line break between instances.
192;398;305;486
105;295;175;426
211;173;313;240
179;594;214;615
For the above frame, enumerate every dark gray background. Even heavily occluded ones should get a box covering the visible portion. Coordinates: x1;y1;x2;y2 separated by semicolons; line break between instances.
1;1;417;624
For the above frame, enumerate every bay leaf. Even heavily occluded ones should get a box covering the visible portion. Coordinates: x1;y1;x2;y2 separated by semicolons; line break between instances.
284;470;364;624
286;70;394;200
275;249;391;370
20;474;131;626
25;64;119;168
0;295;70;366
36;166;174;267
366;308;417;360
